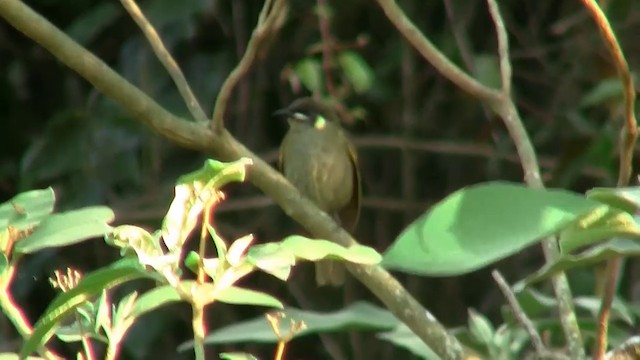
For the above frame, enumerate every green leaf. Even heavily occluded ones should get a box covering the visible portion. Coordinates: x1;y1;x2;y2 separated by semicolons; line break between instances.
20;259;147;358
378;324;440;360
246;242;296;281
65;2;120;45
162;158;251;252
0;188;55;230
0;254;7;275
209;223;228;261
383;182;603;276
0;353;43;360
579;77;624;108
14;206;114;254
226;235;254;266
132;285;182;317
107;225;177;271
294;58;322;93
519;238;640;288
281;235;382;264
191;302;397;349
184;251;201;274
587;187;640;214
94;290;111;335
216;286;283;309
558;210;640;254
574;296;634;325
338;51;374;94
219;353;258;360
474;54;501;89
467;309;494;346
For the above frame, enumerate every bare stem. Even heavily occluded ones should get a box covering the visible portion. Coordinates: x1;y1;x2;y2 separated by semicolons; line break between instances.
492;271;548;356
120;0;209;124
210;0;288;133
579;1;638;358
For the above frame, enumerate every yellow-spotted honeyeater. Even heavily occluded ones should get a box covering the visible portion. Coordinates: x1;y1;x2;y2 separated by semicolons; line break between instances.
276;97;361;286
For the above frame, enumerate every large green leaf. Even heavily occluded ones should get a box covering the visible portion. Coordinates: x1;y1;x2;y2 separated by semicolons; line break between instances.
14;206;114;254
179;302;398;351
19;259;147;358
0;188;55;230
383;182;602;276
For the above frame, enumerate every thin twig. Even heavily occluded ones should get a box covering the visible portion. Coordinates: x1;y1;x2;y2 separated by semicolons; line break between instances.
316;0;336;96
492;270;547;355
579;1;638;359
579;0;637;188
487;0;511;96
210;0;288;133
120;0;209;124
374;0;502;107
483;2;585;357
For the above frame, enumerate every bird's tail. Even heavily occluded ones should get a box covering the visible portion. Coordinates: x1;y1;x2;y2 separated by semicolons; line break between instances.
315;260;345;286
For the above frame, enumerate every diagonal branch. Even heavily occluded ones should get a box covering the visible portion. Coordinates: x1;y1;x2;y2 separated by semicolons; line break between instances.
0;1;463;359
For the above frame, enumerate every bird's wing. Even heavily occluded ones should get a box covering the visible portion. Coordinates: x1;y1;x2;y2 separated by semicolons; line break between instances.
277;136;287;173
338;138;361;234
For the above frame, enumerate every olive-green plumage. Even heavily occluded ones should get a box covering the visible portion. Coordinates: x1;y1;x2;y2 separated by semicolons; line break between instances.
276;97;361;286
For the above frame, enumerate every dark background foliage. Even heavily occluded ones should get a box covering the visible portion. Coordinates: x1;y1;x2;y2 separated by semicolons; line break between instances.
1;0;639;358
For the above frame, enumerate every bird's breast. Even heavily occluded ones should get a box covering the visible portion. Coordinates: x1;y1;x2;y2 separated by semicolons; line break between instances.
282;131;354;213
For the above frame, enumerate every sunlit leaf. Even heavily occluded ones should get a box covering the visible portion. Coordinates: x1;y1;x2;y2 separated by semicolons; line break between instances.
281;235;382;264
14;207;114;254
106;225;178;271
383;182;603;276
162;158;251;252
0;188;55;230
247;243;296;281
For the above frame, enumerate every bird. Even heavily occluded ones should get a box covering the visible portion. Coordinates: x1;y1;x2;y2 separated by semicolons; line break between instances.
276;97;361;286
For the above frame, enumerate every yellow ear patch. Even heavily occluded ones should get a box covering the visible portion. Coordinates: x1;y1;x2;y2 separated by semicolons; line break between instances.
314;115;327;129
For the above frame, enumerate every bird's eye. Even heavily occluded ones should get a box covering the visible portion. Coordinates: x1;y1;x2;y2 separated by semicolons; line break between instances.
292;112;309;121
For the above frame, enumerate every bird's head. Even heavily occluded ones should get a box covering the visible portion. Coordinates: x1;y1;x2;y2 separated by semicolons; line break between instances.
274;97;339;131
